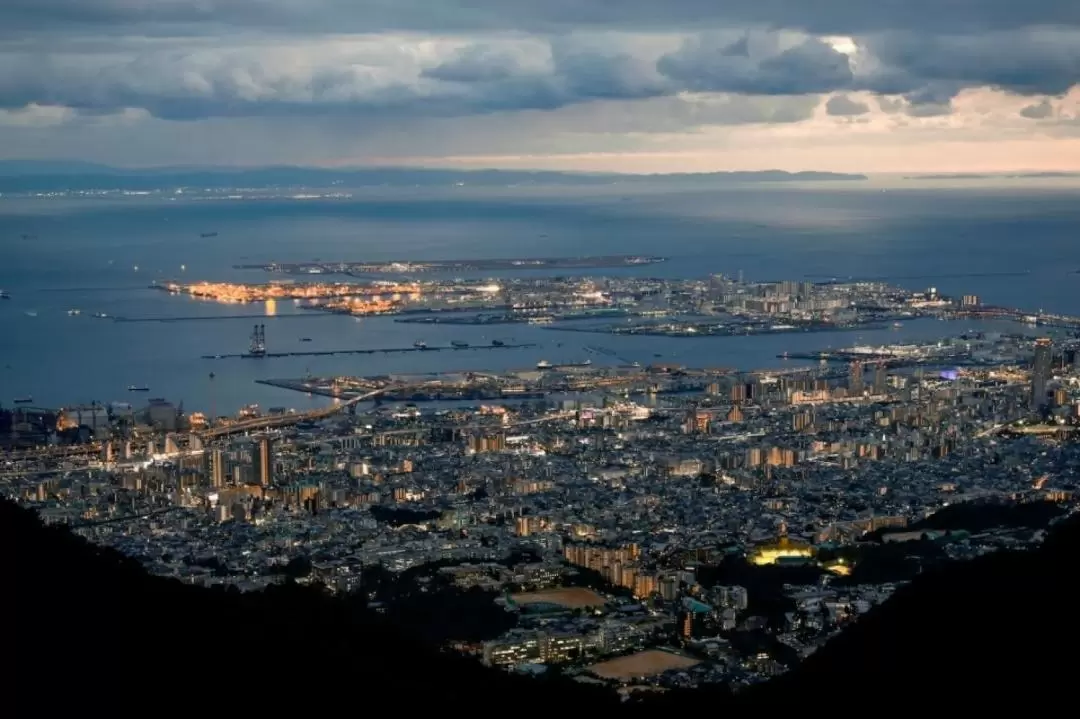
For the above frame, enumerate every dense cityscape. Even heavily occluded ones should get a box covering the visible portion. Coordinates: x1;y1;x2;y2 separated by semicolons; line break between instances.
5;0;1080;707
5;262;1079;694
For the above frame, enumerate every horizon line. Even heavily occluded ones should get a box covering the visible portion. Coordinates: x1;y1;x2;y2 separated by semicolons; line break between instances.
3;160;1080;178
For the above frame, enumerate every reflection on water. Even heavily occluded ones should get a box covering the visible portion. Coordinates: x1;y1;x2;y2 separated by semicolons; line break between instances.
1;188;1078;412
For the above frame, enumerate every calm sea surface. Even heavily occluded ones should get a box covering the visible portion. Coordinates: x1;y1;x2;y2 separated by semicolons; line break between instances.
1;184;1077;412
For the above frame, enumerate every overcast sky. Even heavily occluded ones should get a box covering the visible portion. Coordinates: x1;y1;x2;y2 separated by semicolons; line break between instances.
1;1;1078;172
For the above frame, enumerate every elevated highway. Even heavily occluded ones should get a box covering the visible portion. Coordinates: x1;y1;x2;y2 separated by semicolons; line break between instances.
196;381;444;440
1;384;428;464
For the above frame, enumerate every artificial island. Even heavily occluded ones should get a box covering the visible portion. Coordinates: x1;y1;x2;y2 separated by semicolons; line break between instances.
144;260;1080;340
5;253;1080;697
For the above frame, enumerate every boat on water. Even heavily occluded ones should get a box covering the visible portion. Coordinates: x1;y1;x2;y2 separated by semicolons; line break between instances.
414;341;428;349
892;322;904;328
128;385;150;392
200;231;219;238
537;359;592;370
13;397;33;404
451;341;469;348
491;339;505;346
68;309;81;316
0;290;9;299
299;337;313;342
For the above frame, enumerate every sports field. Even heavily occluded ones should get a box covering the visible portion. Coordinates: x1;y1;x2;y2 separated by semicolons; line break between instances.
588;650;700;680
509;587;606;609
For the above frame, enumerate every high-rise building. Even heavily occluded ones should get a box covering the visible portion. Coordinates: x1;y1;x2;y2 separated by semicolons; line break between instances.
849;361;864;395
467;433;505;454
1031;338;1053;410
872;363;887;395
252;437;274;486
207;448;226;488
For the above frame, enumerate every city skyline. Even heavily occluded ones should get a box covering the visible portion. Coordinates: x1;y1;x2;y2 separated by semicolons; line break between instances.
1;1;1079;172
4;4;1079;694
6;268;1078;693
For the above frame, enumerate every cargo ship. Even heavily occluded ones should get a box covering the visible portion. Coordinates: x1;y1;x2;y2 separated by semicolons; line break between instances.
299;337;313;342
536;359;592;370
128;385;150;392
451;341;469;348
200;231;219;238
13;397;33;404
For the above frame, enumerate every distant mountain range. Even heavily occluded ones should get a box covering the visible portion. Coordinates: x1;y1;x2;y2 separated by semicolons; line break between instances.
0;161;866;193
905;172;1080;180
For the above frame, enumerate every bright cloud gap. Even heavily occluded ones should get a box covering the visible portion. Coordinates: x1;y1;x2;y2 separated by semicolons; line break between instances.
0;2;1078;172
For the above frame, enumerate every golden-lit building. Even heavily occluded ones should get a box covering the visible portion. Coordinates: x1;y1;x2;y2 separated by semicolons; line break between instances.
467;433;506;454
515;516;551;537
823;560;852;576
748;536;814;566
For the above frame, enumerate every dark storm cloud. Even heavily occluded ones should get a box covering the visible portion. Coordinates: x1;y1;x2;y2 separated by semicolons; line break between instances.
867;29;1080;96
3;26;1079;123
3;0;1079;36
652;28;1080;108
420;40;668;110
825;94;870;116
422;46;524;84
1;3;1079;124
547;40;670;102
0;40;663;121
657;34;854;95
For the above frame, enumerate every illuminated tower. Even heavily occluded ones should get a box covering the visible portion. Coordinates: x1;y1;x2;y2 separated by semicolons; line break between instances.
1031;338;1052;410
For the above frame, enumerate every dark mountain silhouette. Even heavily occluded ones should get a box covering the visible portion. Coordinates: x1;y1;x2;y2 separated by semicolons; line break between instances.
9;498;1079;709
738;512;1080;706
6;500;619;711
